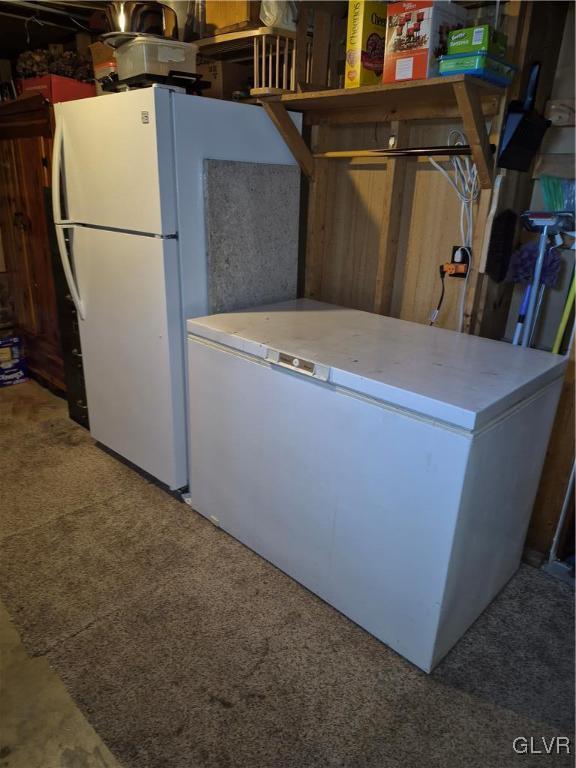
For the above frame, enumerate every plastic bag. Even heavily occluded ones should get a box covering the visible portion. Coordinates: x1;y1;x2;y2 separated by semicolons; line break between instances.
260;0;297;31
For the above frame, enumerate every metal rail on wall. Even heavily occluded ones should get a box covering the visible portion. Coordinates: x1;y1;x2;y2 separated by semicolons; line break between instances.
314;145;477;160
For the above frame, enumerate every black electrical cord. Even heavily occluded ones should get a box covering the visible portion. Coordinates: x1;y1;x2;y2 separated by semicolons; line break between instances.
429;267;446;326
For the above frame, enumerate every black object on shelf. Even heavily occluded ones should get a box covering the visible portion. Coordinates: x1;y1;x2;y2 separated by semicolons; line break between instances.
101;71;209;96
497;62;551;172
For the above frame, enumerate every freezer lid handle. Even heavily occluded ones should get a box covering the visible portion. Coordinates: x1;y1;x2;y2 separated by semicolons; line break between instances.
266;348;330;382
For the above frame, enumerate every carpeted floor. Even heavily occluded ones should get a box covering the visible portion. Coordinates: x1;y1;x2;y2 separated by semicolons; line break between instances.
0;381;574;768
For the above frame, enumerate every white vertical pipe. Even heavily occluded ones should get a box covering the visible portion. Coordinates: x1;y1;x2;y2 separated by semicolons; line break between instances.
522;226;549;347
548;463;575;564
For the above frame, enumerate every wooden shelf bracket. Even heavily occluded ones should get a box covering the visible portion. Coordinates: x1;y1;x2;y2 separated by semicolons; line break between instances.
262;101;315;179
452;80;494;189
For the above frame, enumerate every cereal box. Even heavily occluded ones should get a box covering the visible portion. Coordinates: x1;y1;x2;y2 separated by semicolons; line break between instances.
345;1;388;88
383;1;467;83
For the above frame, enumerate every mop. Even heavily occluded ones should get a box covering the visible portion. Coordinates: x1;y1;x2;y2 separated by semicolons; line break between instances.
509;211;575;347
507;240;561;346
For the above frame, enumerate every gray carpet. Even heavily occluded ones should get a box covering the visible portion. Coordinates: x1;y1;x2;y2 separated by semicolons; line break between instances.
0;381;574;768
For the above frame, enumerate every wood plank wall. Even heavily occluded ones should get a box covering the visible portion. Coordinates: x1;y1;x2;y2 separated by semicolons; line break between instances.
302;2;570;338
305;119;472;331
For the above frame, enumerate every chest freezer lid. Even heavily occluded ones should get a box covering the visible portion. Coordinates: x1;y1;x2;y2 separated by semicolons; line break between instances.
187;299;566;431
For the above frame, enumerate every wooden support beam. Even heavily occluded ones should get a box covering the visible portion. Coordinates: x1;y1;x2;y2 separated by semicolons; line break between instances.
294;2;310;87
262;101;315;179
373;121;410;316
526;343;575;555
304;124;329;299
462;187;493;334
309;9;331;89
453;80;493;189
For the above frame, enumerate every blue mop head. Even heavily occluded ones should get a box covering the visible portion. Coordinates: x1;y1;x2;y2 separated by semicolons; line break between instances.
506;240;561;287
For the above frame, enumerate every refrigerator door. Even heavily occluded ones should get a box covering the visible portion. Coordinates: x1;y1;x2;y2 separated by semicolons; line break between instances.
53;87;176;235
71;225;186;489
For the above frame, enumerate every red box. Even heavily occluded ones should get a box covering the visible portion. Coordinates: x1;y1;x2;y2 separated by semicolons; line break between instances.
17;75;95;103
383;1;467;83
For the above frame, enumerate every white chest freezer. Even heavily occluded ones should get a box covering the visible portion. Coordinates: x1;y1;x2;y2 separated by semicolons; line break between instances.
186;299;566;672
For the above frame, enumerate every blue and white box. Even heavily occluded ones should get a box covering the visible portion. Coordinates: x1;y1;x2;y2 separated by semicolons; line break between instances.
0;335;28;388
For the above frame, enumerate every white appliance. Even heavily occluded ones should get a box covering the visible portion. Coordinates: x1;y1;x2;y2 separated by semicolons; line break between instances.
186;299;566;672
52;87;299;489
114;37;199;81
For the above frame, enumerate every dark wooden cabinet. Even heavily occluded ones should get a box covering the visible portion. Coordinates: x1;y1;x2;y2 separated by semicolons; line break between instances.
0;95;89;426
0;95;64;390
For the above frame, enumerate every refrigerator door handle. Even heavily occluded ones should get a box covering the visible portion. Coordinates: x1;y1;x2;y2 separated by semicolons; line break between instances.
55;224;86;320
51;112;68;226
52;114;85;319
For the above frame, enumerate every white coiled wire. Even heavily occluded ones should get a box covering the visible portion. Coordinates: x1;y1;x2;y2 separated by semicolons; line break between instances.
428;129;480;332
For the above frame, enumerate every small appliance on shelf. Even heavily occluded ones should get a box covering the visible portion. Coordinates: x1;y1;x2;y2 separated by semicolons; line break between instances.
112;35;199;81
98;33;202;93
101;1;201;93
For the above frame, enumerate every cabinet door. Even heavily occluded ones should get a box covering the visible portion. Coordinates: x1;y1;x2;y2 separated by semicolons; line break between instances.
0;134;65;389
15;137;61;346
0;140;36;335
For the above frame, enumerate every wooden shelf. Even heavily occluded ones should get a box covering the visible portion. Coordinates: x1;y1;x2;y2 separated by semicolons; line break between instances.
258;75;505;189
196;26;299;64
261;75;503;124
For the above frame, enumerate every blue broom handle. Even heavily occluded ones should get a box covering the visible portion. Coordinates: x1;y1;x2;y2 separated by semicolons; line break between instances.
512;284;531;345
522;225;549;348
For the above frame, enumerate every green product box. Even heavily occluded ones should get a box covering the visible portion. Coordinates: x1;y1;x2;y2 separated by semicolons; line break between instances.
439;52;515;87
447;25;507;59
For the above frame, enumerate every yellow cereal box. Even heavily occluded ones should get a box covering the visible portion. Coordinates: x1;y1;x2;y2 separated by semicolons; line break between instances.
345;1;388;88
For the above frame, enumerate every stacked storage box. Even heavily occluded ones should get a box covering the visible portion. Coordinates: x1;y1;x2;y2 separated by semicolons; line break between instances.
439;24;516;86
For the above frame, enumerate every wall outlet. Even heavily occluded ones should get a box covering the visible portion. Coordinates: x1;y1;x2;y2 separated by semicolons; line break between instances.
452;246;470;265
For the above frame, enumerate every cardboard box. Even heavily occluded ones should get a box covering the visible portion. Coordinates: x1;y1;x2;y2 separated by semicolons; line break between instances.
197;59;249;99
17;75;95;103
383;1;467;83
345;1;387;88
447;25;507;59
204;0;260;35
439;52;515;87
89;42;116;69
0;336;27;388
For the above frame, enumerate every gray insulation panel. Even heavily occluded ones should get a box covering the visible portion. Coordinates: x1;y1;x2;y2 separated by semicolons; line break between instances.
203;159;300;314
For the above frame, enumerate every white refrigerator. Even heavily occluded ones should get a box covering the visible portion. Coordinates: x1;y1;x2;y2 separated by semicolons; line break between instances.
186;300;566;671
52;86;299;489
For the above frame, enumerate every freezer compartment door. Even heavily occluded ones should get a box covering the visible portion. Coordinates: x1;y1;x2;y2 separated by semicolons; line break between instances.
72;226;186;489
53;88;176;235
